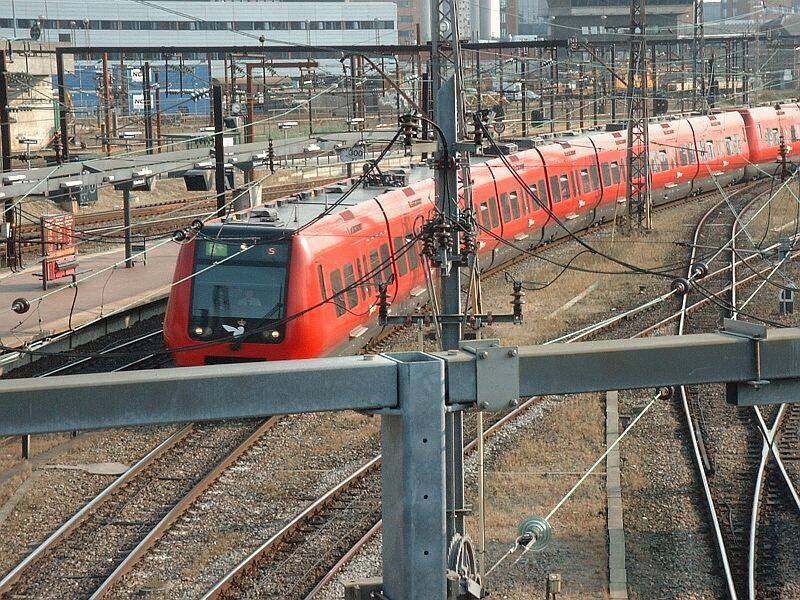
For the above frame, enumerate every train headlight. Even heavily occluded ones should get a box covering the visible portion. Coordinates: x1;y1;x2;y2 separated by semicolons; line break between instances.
270;330;281;339
194;326;205;336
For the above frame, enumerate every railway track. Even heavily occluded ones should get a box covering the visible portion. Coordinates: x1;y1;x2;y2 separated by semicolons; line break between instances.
2;178;791;598
0;419;280;599
4;177;346;259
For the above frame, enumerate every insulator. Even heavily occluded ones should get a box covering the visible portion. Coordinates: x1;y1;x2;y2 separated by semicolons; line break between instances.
657;386;674;400
11;297;30;314
517;517;552;552
511;282;526;322
191;219;204;232
172;229;188;242
377;284;390;325
690;262;709;279
671;277;691;296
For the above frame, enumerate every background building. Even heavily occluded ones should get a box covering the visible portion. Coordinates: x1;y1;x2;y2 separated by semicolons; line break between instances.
0;0;398;50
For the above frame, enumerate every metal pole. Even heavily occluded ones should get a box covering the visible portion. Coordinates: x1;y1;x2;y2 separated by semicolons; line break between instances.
207;53;214;126
119;52;127;118
610;43;616;122
123;187;133;269
142;62;153;155
56;51;69;162
521;55;528;137
102;53;112;156
246;65;256;183
0;50;15;268
154;70;162;153
593;63;598;126
550;46;556;132
213;85;227;215
578;62;584;130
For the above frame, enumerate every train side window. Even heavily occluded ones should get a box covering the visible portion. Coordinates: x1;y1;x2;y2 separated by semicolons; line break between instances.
393;237;408;277
479;201;490;227
343;263;359;309
488;196;500;227
580;169;591;193
765;128;772;145
792;126;798;142
572;172;579;196
659;150;669;171
330;269;346;317
518;188;530;214
537;179;548;204
559;174;571;200
549;175;562;202
610;161;620;184
758;124;763;140
528;184;538;209
601;162;611;186
725;137;733;155
500;193;512;223
369;250;382;287
510;191;520;219
688;145;697;164
406;235;419;271
651;155;660;174
679;146;688;166
773;128;780;144
356;258;367;300
589;165;600;190
380;243;392;283
706;141;714;159
734;134;741;152
318;264;328;302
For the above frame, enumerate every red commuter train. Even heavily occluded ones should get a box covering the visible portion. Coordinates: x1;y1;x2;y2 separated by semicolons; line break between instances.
164;104;800;366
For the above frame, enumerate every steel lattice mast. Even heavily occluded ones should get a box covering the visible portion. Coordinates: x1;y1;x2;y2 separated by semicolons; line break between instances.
693;0;706;113
625;0;652;230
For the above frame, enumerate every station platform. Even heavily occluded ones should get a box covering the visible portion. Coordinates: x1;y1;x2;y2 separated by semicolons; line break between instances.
0;242;179;348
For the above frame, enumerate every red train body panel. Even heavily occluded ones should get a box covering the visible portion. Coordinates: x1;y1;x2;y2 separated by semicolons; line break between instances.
164;105;800;366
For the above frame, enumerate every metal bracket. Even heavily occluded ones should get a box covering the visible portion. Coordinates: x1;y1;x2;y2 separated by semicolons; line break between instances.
459;339;520;411
720;318;770;388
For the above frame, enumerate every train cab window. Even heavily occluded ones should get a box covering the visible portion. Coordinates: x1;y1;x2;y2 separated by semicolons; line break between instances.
601;162;612;186
393;237;408;277
549;175;562;202
559;174;571;200
342;263;359;309
318;264;328;302
610;161;620;184
479;201;491;227
510;190;521;219
488;196;500;227
580;169;591;193
589;165;601;190
659;150;669;171
330;269;347;316
380;243;392;283
679;146;688;166
500;193;512;223
406;234;419;271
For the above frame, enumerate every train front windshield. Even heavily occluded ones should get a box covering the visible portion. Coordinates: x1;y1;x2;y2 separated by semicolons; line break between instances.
189;238;290;342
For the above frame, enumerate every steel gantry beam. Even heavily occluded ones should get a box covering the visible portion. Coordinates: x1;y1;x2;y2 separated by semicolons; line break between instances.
625;0;652;231
3;328;800;598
